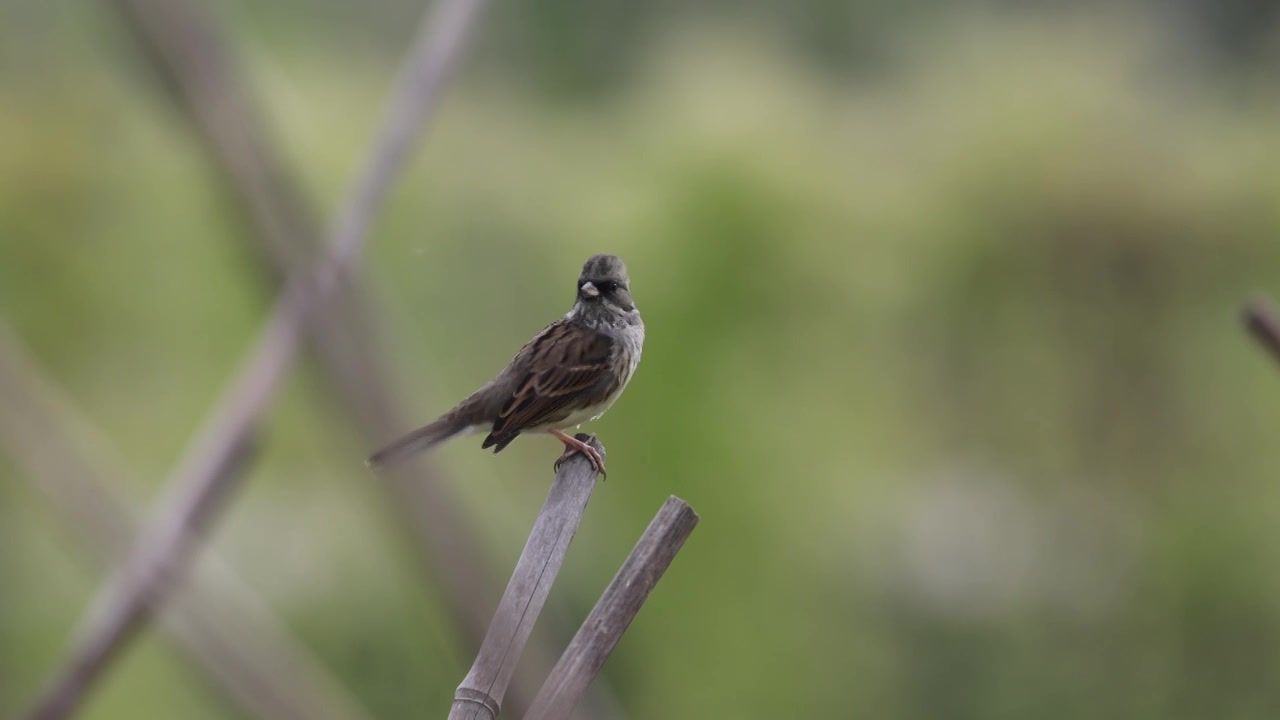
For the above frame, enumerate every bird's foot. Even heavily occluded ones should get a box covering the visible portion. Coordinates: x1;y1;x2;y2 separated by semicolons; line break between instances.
550;430;607;479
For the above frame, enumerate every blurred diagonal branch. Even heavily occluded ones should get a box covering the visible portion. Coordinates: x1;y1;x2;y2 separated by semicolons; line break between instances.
1244;295;1280;367
525;497;699;720
23;1;487;718
449;436;605;720
102;0;320;277
0;321;375;720
102;0;502;642
24;402;260;720
96;0;627;717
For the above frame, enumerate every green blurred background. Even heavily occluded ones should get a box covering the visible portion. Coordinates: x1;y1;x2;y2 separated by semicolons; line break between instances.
5;0;1280;718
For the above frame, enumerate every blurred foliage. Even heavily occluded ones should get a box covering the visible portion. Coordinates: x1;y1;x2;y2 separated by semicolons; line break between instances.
5;2;1280;719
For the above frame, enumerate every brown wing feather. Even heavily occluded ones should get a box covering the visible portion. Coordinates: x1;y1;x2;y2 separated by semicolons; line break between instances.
482;321;615;452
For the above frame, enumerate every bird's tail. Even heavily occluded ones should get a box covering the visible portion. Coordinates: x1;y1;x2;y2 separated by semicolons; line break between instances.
366;416;467;470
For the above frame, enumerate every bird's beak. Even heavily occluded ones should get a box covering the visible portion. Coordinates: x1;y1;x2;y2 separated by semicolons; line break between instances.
580;282;599;298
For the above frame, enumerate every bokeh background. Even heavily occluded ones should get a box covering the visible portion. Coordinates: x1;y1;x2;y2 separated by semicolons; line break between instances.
6;0;1280;718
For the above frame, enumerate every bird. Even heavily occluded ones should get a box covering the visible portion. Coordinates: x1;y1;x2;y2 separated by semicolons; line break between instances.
367;254;644;477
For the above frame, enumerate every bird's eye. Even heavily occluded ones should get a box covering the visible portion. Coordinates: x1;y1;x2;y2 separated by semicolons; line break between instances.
598;281;617;293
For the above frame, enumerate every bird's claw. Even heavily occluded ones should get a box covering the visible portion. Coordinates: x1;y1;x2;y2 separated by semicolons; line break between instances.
553;443;607;479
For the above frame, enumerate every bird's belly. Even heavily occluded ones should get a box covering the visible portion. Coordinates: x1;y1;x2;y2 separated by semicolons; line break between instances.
545;352;639;431
549;385;624;430
555;404;611;430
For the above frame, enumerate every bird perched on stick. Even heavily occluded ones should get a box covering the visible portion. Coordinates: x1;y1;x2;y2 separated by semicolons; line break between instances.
367;254;644;477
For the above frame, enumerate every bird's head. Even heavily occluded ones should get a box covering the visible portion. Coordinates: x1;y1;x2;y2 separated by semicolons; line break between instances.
573;254;637;319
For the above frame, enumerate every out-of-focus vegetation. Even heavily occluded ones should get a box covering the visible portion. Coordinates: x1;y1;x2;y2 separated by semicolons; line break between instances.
5;2;1280;718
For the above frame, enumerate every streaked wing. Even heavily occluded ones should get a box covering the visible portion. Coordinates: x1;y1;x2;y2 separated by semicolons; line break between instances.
484;321;615;448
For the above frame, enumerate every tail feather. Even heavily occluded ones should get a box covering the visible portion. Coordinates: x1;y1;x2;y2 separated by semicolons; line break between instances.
366;417;465;470
480;432;518;453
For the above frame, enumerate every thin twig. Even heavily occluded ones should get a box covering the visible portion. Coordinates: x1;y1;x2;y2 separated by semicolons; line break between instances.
525;497;700;720
1244;295;1280;367
22;2;487;718
0;321;375;720
448;436;605;720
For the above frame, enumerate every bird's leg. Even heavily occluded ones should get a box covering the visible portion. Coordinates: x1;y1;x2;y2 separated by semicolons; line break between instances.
549;429;607;478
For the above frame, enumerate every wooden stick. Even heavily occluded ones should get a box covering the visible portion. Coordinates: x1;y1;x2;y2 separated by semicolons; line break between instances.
525;497;700;720
1244;295;1280;366
21;2;487;718
448;436;605;720
0;321;375;720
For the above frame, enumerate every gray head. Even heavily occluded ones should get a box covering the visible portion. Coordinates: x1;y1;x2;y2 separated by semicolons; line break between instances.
573;254;638;320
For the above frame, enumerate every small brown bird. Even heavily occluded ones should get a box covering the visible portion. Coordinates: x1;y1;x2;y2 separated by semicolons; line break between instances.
367;254;644;476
